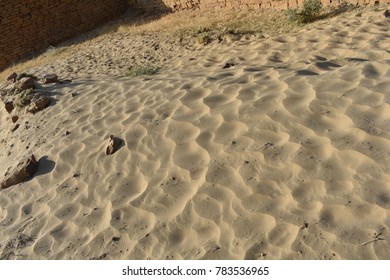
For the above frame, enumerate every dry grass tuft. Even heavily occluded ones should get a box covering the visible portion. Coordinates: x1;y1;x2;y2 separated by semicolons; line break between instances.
126;65;161;76
118;9;298;37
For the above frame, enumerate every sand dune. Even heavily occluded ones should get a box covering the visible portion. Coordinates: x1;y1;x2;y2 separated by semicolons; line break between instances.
0;6;389;260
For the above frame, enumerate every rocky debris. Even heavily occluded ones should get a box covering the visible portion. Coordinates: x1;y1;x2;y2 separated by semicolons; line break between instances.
16;73;38;81
11;123;20;132
28;96;51;114
90;253;108;260
112;236;121;242
0;154;39;190
7;72;17;83
385;10;390;18
4;101;14;114
18;77;36;91
105;135;123;155
222;62;235;69
0;72;65;121
42;74;58;84
301;222;309;229
11;115;19;123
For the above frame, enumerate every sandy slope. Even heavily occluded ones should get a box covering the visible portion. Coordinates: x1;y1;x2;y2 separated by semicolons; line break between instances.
0;6;389;260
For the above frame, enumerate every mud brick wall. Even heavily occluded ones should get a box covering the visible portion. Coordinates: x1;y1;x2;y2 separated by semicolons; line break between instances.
128;0;388;12
0;0;127;71
1;0;388;71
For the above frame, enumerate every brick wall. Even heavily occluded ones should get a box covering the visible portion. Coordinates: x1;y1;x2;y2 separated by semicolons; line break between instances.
0;0;127;71
128;0;388;12
1;0;388;71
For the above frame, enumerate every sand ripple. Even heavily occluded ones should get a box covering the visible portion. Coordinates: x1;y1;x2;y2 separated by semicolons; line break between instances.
1;7;390;260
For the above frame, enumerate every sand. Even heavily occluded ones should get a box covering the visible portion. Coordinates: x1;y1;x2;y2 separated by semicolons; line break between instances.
0;6;389;260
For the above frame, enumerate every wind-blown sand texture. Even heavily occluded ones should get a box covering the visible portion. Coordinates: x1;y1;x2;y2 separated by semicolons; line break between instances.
0;6;389;260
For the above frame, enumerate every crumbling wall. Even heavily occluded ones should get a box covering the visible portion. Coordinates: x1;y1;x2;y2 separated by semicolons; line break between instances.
1;0;388;71
0;0;127;71
128;0;388;12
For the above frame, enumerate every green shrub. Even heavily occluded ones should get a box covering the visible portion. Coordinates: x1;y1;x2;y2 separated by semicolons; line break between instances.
301;0;323;22
286;0;323;23
286;8;299;22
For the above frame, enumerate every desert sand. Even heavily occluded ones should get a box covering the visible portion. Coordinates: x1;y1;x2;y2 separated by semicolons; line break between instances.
0;6;389;260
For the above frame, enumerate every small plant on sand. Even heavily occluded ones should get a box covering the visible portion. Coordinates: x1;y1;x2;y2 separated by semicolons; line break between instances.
126;66;160;77
14;89;34;109
196;32;210;45
286;0;323;23
301;0;323;22
286;8;300;22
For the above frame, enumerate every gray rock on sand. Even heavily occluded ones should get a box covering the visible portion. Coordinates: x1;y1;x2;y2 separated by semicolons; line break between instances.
0;154;39;190
42;74;59;84
18;77;36;91
105;135;122;155
28;96;51;114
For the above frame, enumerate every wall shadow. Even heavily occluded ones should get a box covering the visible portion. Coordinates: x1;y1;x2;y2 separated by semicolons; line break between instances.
43;1;173;49
0;0;173;73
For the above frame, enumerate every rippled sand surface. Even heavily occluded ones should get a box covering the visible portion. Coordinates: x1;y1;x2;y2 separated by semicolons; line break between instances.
0;7;389;260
